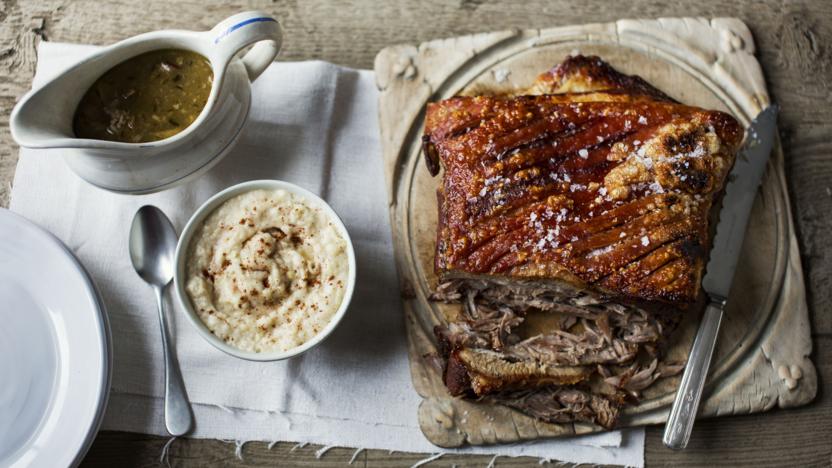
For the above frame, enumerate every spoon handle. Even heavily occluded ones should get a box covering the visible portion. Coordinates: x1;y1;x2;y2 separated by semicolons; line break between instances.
154;285;193;436
663;300;724;449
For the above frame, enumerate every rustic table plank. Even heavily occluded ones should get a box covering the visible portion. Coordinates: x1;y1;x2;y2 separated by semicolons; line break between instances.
2;1;830;466
80;336;832;466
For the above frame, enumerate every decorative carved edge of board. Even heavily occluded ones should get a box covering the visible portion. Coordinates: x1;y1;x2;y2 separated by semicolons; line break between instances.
375;17;817;448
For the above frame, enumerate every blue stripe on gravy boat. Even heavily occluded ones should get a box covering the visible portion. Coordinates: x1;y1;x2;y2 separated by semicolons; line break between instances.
214;17;277;44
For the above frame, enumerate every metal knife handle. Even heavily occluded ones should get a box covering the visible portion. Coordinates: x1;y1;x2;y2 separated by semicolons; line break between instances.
663;300;724;449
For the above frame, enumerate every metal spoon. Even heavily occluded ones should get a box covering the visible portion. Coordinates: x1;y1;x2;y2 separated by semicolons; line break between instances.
129;205;193;436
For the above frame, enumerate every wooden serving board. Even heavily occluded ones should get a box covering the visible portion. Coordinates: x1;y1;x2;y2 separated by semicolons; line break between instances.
374;18;817;448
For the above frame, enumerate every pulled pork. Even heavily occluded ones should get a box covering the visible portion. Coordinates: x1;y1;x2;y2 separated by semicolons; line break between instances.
431;279;685;429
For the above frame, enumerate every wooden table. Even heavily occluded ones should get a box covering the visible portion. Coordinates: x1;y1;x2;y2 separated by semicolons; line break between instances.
1;1;829;466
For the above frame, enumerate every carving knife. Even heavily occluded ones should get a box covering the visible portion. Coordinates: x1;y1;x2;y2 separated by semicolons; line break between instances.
663;105;779;450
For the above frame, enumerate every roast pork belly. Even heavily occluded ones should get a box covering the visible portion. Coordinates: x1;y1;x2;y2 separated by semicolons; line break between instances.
423;56;743;429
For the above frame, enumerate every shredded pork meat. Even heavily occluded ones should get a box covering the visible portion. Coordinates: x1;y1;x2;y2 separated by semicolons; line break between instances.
431;279;685;429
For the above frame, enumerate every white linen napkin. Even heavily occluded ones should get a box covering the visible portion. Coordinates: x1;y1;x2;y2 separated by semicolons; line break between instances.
9;41;644;466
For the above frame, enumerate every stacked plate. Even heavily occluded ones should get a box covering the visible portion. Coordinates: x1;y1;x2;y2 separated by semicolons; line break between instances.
0;209;111;467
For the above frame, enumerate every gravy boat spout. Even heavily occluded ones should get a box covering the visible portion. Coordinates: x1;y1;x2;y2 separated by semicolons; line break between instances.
10;48;154;151
11;70;78;149
10;11;282;194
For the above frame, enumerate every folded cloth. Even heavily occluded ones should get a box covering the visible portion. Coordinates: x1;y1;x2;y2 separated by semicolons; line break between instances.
9;41;644;466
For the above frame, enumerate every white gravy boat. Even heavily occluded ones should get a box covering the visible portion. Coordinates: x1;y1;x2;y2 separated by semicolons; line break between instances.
10;11;282;194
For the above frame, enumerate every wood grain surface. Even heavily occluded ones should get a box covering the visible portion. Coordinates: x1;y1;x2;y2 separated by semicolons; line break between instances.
0;1;829;466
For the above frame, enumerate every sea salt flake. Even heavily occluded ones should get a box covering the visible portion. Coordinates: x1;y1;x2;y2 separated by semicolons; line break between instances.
556;207;568;221
578;148;589;159
641;235;650;246
596;136;604;143
689;145;706;158
587;245;615;258
484;176;502;186
648;181;664;193
638;116;648;125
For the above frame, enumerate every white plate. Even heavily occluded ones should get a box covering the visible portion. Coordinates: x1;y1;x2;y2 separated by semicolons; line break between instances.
0;209;111;468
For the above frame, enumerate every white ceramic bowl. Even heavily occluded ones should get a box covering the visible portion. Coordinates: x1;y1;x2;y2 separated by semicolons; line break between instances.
173;180;356;361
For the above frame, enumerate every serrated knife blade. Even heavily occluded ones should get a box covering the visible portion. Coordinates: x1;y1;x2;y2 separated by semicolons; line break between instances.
663;105;779;450
702;105;779;299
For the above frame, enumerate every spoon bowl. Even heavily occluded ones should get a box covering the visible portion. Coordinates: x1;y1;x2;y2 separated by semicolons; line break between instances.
129;206;178;286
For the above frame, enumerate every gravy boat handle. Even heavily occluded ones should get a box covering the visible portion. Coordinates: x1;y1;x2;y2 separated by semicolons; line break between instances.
209;11;282;81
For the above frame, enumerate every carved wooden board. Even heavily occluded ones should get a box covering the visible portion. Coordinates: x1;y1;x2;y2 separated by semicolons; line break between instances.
374;18;817;448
